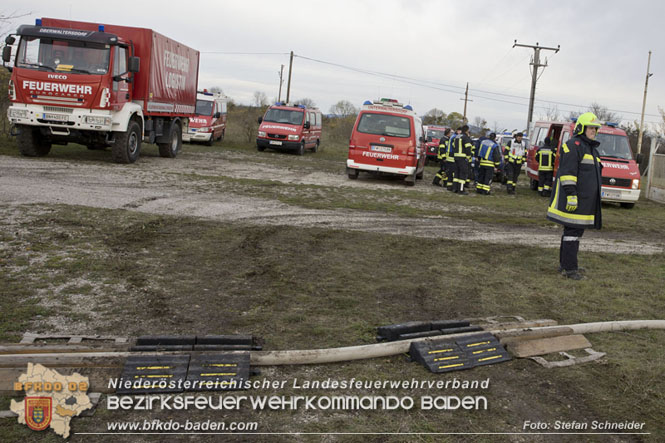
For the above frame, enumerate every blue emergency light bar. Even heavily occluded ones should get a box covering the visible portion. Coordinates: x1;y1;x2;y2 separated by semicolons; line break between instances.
274;102;283;106
363;100;372;105
297;105;306;109
605;122;618;127
404;105;413;111
98;25;105;32
35;18;42;26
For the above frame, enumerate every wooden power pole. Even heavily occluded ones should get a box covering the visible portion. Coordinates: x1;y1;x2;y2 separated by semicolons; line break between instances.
637;51;653;155
286;51;294;103
460;82;472;123
513;40;560;133
278;64;284;102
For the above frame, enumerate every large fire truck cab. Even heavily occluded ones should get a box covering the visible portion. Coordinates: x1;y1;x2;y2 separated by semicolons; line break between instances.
4;17;200;163
256;103;322;155
526;119;642;208
346;98;426;186
183;90;227;145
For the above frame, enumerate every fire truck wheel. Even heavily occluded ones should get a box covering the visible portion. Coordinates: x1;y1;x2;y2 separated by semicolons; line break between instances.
17;126;51;157
218;130;225;143
257;144;265;152
416;168;424;179
112;120;142;163
312;140;319;153
205;135;214;146
530;179;538;190
158;121;182;158
404;174;416;186
348;169;359;180
296;141;305;156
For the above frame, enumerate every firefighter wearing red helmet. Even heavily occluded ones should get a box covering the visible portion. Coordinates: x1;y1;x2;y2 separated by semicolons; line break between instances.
546;112;603;280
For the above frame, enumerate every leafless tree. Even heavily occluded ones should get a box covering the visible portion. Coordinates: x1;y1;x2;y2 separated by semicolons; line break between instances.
329;100;357;117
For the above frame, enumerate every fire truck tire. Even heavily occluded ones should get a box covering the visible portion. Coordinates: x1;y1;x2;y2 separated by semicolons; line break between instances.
205;135;214;146
112;120;142;164
404;174;416;186
17;126;51;157
530;178;538;190
312;140;319;153
416;168;424;179
218;130;225;143
158;121;182;158
257;144;265;152
297;141;305;156
348;169;359;180
620;202;635;209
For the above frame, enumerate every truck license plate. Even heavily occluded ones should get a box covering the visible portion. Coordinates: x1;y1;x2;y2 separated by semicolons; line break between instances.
42;113;68;122
371;145;392;153
269;140;282;146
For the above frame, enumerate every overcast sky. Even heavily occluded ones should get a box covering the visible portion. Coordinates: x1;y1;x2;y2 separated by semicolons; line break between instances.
3;0;664;132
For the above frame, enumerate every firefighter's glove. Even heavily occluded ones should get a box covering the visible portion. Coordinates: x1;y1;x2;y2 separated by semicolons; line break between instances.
566;195;578;212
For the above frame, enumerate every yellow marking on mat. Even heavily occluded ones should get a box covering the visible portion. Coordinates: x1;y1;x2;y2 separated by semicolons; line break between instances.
434;356;459;362
428;349;454;354
135;375;173;378
200;373;236;377
478;355;503;362
203;364;237;367
136;366;172;370
466;341;491;348
473;348;497;355
439;363;465;369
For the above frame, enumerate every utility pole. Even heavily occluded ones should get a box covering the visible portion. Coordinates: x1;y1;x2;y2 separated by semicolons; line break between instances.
278;64;284;102
459;82;473;123
513;40;560;133
636;50;653;155
286;51;294;103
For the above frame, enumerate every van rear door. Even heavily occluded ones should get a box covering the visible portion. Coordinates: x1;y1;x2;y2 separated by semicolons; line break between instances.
353;112;415;170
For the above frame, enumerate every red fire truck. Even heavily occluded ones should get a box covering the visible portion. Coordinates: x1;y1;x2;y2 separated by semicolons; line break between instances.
183;90;227;146
526;119;642;208
424;124;448;163
346;98;426;186
256;102;322;155
3;17;199;163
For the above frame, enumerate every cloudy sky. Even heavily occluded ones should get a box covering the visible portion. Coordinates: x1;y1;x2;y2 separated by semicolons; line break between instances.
3;0;664;132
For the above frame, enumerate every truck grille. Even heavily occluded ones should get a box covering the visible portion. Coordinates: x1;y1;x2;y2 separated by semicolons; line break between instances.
268;133;287;139
602;177;632;187
43;106;74;114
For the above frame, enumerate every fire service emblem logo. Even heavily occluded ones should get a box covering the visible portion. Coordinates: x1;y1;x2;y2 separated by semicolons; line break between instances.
25;397;52;432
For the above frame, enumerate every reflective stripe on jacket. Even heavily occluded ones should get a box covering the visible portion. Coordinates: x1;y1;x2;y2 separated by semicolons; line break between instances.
478;139;501;168
546;134;602;229
536;147;554;171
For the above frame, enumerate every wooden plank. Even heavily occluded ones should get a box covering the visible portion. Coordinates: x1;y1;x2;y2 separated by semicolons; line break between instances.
480;319;558;331
0;367;121;394
498;327;575;345
0;344;131;355
508;334;592;358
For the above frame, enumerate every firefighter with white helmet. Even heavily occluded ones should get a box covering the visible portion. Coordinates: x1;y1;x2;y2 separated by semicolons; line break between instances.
546;112;603;280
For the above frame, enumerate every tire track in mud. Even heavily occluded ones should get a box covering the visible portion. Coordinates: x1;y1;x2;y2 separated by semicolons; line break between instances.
0;155;662;255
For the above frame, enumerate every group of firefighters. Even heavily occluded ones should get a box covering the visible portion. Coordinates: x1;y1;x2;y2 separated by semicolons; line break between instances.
431;126;555;196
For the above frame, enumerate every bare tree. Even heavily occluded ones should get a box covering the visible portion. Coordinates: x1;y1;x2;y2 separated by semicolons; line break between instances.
252;91;268;107
329;100;358;117
539;104;560;121
588;102;621;123
294;98;316;108
423;108;446;125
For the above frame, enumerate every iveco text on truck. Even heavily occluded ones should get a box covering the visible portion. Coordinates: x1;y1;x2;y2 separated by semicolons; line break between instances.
3;17;200;163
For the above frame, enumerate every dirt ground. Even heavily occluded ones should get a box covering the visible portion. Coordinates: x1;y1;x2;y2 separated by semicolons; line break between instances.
1;153;662;255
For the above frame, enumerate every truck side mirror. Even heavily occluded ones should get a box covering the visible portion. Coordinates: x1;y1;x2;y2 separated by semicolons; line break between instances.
5;35;15;45
2;46;11;63
257;116;263;124
636;153;644;164
128;56;140;73
214;112;221;119
304;121;311;129
419;136;425;143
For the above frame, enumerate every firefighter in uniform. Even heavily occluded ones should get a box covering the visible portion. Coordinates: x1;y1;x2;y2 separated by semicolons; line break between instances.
445;127;461;191
453;125;473;195
546;112;603;280
536;136;555;196
476;133;502;195
504;132;526;194
432;128;451;186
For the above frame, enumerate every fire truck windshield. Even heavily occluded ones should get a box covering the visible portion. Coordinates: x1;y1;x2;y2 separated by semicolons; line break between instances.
357;113;411;138
427;129;446;139
195;99;214;116
596;133;633;160
16;36;110;74
263;109;304;125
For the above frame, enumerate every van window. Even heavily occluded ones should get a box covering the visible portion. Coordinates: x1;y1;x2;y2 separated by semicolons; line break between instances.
535;127;548;146
531;128;541;145
560;130;570;146
357;113;411;138
195;99;214;116
263;108;304;125
596;134;633;160
315;113;321;126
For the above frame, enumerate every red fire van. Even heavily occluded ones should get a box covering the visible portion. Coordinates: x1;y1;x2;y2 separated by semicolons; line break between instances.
256;103;322;155
346;98;426;186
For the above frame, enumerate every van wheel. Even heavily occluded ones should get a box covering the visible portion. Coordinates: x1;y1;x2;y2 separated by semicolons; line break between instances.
404;174;416;186
530;179;538;190
416;168;424;179
205;135;214;146
620;202;635;209
312;140;319;153
348;169;359;180
17;125;52;157
297;141;305;156
257;144;265;152
158;121;182;158
218;130;225;143
111;120;141;163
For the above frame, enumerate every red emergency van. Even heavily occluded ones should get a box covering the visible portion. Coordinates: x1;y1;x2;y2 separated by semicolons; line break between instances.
425;124;448;163
346;98;426;186
526;119;642;208
183;90;227;145
256;103;322;155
